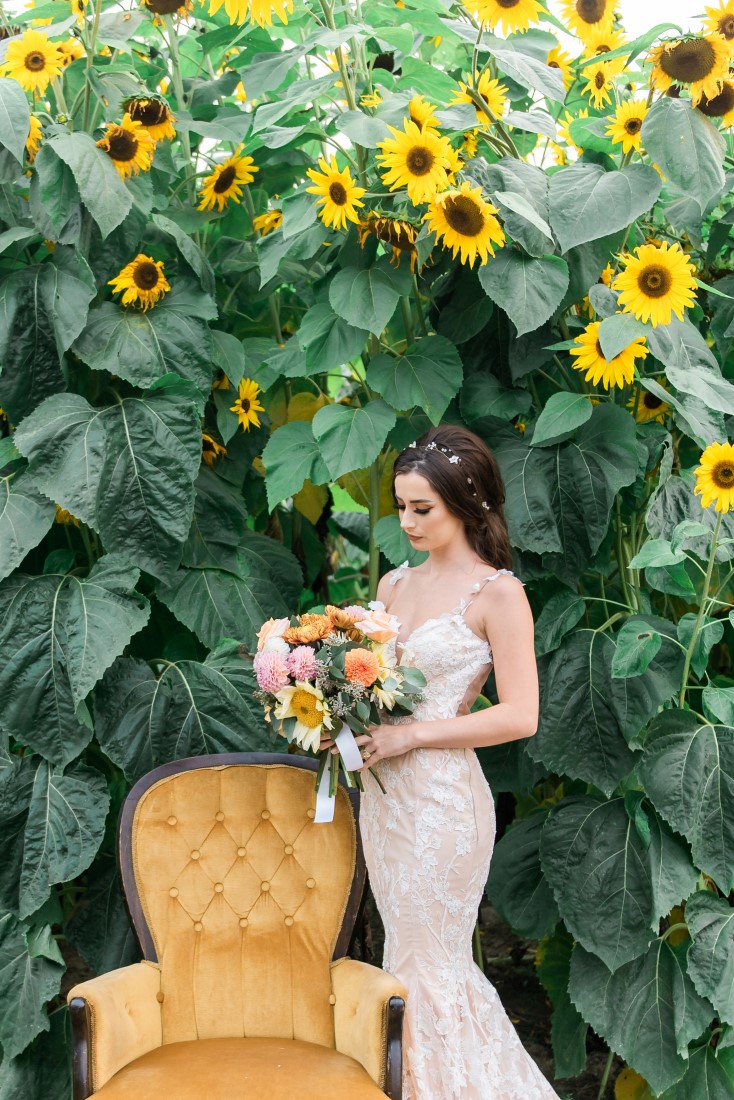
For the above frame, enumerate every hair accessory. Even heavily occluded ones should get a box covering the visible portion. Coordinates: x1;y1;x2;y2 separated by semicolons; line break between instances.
421;440;462;464
482;501;491;510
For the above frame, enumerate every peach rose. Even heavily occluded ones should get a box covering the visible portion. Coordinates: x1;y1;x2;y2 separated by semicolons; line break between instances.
257;617;290;654
356;602;400;644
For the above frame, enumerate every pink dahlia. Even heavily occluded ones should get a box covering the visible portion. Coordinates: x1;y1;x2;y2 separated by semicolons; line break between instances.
254;650;290;693
287;645;318;681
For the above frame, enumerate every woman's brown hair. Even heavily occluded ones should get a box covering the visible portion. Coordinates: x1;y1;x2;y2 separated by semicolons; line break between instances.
392;424;514;571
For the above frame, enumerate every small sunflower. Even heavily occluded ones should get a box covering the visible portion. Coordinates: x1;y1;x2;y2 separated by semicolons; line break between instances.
697;80;734;126
123;97;175;142
569;320;648;390
359;213;419;270
273;680;332;752
581;61;615;108
55;505;80;527
202;432;226;466
613;242;697;327
462;129;479;159
464;0;545;34
450;70;509;129
108;254;170;311
558;107;589;153
376;119;454;204
408;94;440;131
25;114;43;163
424;181;505;267
649;34;730;106
703;3;734;52
360;89;383;109
559;0;614;40
69;0;86;21
547;45;575;89
58;37;85;66
96;114;155;179
628;384;670;424
694;441;734;513
253;209;283;236
550;141;568;165
445;143;463;182
230;378;264;431
606;99;648;153
581;25;627;74
248;0;293;25
3;29;64;94
305;155;365;230
141;0;192;13
197;151;257;212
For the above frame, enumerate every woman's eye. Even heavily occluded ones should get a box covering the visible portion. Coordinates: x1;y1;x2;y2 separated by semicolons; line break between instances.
415;509;430;515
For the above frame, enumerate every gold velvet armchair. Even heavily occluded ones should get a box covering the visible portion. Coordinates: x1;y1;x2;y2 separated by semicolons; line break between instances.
68;753;407;1099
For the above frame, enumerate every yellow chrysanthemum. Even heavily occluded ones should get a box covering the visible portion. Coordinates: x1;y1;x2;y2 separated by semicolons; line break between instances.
558;107;588;152
360;89;383;109
273;681;332;752
202;432;226;466
108;254;170;311
694;441;734;513
628;384;670;424
197;151;257;212
581;25;627;74
464;0;544;34
559;0;614;40
123;97;175;142
547;45;575;89
697;80;734;126
408;94;440;131
3;29;63;94
230;378;264;431
376;120;454;204
25;114;42;163
450;70;509;129
569;320;648;389
359;213;419;271
253;209;283;236
704;3;734;52
649;35;730;106
423;181;505;267
305;155;365;230
613;242;698;326
58;38;85;66
96;114;155;179
581;61;614;108
606;99;648;153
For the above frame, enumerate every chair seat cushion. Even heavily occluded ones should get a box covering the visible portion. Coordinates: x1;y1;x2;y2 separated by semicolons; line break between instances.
94;1036;387;1099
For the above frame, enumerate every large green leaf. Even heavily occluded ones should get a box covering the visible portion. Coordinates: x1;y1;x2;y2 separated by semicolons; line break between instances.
548;165;661;253
239;531;303;609
647;319;734;417
261;420;330;510
0;913;65;1060
483;36;565;102
569;939;713;1094
0;469;55;582
478;250;569;337
0;555;149;766
460;374;531;423
535;926;588;1079
312;400;396;480
0;1003;70;1100
639;710;734;891
49;131;132;238
372;514;426;568
66;862;140;976
489;423;561;555
684;891;734;1026
0;78;31;165
181;465;249;571
486;811;559;939
150;213;215;296
642;97;726;216
540;796;697;971
329;258;409;337
297;302;369;372
658;1044;734;1100
481;158;551;258
366;334;464;425
531;393;592;448
609;613;685;744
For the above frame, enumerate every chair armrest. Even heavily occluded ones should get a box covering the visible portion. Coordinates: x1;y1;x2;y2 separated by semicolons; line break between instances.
330;957;407;1099
67;962;163;1098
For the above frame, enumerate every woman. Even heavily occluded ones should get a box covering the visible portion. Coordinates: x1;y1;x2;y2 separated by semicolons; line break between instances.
326;424;558;1100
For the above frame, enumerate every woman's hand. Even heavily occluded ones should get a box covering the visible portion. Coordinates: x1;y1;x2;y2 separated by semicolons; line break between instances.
319;723;420;767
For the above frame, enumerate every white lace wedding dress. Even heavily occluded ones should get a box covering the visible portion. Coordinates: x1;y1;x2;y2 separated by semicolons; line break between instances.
359;563;560;1100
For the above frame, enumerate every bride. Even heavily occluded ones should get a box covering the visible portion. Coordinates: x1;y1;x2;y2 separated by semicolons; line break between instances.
325;424;559;1100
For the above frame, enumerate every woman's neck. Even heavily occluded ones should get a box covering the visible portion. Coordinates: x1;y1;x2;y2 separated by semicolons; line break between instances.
418;543;481;577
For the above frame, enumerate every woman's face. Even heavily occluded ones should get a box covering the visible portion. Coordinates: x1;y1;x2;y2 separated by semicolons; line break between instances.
394;470;464;551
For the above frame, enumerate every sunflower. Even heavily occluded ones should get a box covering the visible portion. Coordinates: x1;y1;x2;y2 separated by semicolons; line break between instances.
697;81;734;125
70;0;86;21
628;384;670;424
547;45;575;89
142;0;192;16
202;432;226;466
558;106;588;152
55;505;80;527
581;25;627;74
360;89;383;109
305;155;365;230
408;94;440;131
465;0;544;34
248;0;293;26
613;242;698;326
26;114;43;163
559;0;614;39
197;151;258;212
581;61;615;108
273;681;333;752
376;120;454;204
230;378;264;431
3;29;64;94
606;99;648;153
253;209;283;236
550;141;568;165
424;181;505;267
108;254;170;311
649;35;730;106
450;70;509;129
96;114;155;179
445;143;463;182
694;441;734;513
569;320;648;389
462;129;479;158
359;213;419;270
704;3;734;52
123;97;175;142
57;37;85;66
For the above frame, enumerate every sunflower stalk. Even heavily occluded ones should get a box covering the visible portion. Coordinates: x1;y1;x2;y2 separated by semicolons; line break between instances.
80;0;104;131
163;15;196;206
679;511;723;708
368;452;383;601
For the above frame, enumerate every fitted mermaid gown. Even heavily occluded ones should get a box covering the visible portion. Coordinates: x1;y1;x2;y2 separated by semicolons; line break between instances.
359;564;560;1100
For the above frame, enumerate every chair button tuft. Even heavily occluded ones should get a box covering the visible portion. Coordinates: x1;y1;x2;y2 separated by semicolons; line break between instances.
307;808;315;819
237;847;247;857
169;887;179;898
239;918;248;929
306;878;316;888
215;811;225;822
190;850;200;860
194;922;203;932
167;816;177;826
214;882;224;894
261;809;271;820
261;881;270;892
329;994;336;1005
284;916;294;927
156;992;165;1003
284;844;293;855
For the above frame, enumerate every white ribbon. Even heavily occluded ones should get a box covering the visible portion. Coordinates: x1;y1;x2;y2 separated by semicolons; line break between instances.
313;722;364;823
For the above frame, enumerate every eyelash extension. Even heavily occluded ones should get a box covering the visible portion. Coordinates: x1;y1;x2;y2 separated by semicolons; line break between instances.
396;505;431;515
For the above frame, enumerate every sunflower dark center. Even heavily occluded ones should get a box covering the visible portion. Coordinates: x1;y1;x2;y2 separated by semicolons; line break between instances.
595;43;612;54
108;130;138;161
214;165;237;193
714;462;734;488
719;15;734;39
625;117;642;134
698;82;734;117
145;0;184;12
24;51;47;71
374;219;415;250
644;394;663;409
443;194;485;237
659;38;716;83
406;146;434;176
594;71;606;89
576;0;606;24
595;339;606;360
329;181;348;205
133;262;160;291
242;399;251;413
128;99;167;126
638;263;672;298
497;0;521;7
548;60;560;68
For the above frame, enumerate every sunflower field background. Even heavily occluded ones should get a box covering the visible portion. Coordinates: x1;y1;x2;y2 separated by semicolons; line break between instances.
1;0;734;1094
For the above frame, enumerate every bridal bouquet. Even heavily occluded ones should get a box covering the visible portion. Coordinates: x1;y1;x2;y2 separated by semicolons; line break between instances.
253;602;425;821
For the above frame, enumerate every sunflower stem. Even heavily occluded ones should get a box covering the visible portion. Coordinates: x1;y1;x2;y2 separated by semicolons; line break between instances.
614;495;634;610
412;275;429;336
368;454;382;601
163;14;196;206
596;1048;614;1100
81;0;104;132
399;297;414;347
679;511;722;709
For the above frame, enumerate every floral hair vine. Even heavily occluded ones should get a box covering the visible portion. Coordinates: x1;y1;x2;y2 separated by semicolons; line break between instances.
407;441;491;512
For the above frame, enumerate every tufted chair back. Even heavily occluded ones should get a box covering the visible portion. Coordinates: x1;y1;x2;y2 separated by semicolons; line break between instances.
120;755;362;1051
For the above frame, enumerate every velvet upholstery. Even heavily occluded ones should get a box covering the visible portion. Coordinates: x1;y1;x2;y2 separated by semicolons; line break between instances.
67;758;407;1098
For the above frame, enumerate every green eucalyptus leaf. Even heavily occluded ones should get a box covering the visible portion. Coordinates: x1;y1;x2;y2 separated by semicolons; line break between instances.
366;334;463;424
312;400;396;480
478;251;569;337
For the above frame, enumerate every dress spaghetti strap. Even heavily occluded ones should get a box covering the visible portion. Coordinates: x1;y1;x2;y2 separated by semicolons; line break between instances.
459;569;524;616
